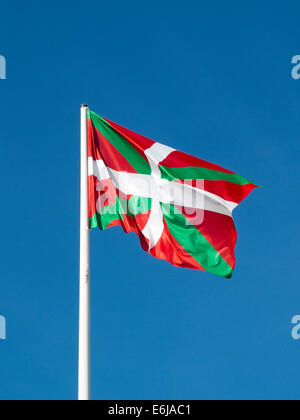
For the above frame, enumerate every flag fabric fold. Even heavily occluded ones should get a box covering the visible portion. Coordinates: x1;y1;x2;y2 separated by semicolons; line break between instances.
87;110;257;278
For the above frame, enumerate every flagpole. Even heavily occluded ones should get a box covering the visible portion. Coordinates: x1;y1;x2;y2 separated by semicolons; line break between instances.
78;104;91;401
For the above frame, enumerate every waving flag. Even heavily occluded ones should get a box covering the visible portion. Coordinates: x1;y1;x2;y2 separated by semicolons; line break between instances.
87;110;257;278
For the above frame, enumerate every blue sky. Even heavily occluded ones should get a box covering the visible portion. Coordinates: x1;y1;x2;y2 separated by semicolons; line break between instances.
0;1;300;400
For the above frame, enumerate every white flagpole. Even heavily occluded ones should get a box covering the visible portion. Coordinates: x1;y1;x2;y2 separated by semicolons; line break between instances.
78;104;91;401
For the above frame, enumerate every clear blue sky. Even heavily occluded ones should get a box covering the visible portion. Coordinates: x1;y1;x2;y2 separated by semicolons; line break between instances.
0;1;299;400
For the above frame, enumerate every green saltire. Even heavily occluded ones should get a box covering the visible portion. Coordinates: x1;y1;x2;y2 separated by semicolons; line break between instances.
161;203;233;278
88;110;152;175
160;165;253;186
90;211;120;231
90;196;152;230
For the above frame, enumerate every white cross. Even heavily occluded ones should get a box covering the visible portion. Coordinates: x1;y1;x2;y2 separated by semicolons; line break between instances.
89;143;237;250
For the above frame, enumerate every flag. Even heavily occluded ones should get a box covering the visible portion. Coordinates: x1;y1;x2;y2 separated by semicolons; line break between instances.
87;110;258;278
